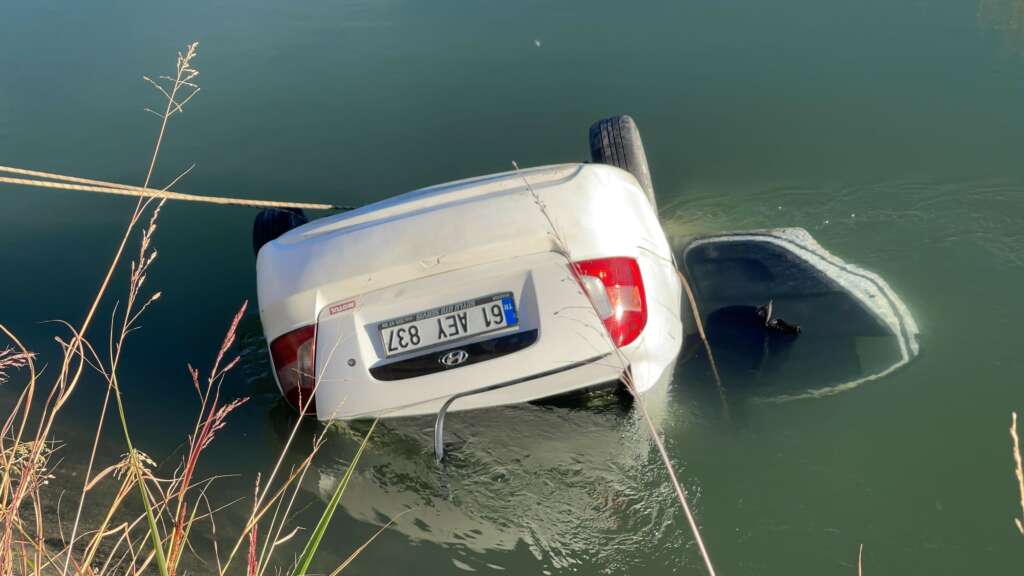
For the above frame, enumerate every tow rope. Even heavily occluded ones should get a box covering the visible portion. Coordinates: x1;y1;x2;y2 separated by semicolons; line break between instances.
678;269;731;419
0;165;348;211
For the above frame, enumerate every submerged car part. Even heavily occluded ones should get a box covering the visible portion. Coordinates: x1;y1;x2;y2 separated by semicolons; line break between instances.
679;227;920;402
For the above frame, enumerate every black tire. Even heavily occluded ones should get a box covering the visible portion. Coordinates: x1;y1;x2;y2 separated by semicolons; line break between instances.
589;115;656;211
253;208;308;256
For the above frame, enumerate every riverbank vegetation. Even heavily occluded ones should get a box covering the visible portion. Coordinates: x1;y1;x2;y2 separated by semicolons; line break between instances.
0;42;374;576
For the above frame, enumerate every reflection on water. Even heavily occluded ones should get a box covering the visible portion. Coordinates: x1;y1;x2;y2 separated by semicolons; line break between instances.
238;304;685;571
266;380;692;572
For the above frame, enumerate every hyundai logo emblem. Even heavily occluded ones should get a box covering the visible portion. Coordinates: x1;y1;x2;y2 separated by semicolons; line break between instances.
438;349;470;367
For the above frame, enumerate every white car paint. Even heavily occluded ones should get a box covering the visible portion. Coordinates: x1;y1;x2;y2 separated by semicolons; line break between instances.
256;163;683;420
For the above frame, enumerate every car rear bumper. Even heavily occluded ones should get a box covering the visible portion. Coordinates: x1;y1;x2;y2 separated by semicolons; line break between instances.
340;352;621;419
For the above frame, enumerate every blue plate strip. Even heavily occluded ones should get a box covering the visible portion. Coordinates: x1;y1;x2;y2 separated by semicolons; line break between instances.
501;297;518;326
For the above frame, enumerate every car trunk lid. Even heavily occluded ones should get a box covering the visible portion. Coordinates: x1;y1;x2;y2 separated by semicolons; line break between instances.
311;251;622;418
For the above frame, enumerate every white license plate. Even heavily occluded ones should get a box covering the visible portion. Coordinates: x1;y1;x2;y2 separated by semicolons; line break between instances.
378;292;518;357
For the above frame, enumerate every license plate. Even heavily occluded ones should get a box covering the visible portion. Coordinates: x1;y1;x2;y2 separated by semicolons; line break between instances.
378;293;518;357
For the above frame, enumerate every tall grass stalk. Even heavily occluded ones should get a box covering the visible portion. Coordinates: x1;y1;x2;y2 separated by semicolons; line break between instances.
0;40;197;575
0;41;380;576
1010;412;1024;535
291;419;378;576
60;40;200;576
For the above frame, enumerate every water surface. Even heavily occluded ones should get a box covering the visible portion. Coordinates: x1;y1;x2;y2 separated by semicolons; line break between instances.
2;0;1024;573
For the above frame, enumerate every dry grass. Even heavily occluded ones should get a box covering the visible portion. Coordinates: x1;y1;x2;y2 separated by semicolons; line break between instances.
1010;412;1024;535
0;42;376;576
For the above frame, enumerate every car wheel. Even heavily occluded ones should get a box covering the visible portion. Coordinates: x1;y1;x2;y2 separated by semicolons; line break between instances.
588;115;657;211
253;208;308;256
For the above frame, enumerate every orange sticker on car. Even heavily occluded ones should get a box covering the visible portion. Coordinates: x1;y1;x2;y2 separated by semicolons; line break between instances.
329;300;356;315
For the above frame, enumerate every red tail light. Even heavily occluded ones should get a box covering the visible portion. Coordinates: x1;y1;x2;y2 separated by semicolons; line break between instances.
270;325;316;415
572;257;647;347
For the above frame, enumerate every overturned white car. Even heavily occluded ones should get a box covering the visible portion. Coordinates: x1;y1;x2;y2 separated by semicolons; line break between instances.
254;117;683;420
252;116;921;423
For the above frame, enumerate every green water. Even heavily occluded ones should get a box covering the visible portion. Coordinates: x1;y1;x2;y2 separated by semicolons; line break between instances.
3;0;1024;573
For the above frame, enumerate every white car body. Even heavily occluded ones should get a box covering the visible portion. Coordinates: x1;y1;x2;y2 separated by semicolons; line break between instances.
256;163;683;420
